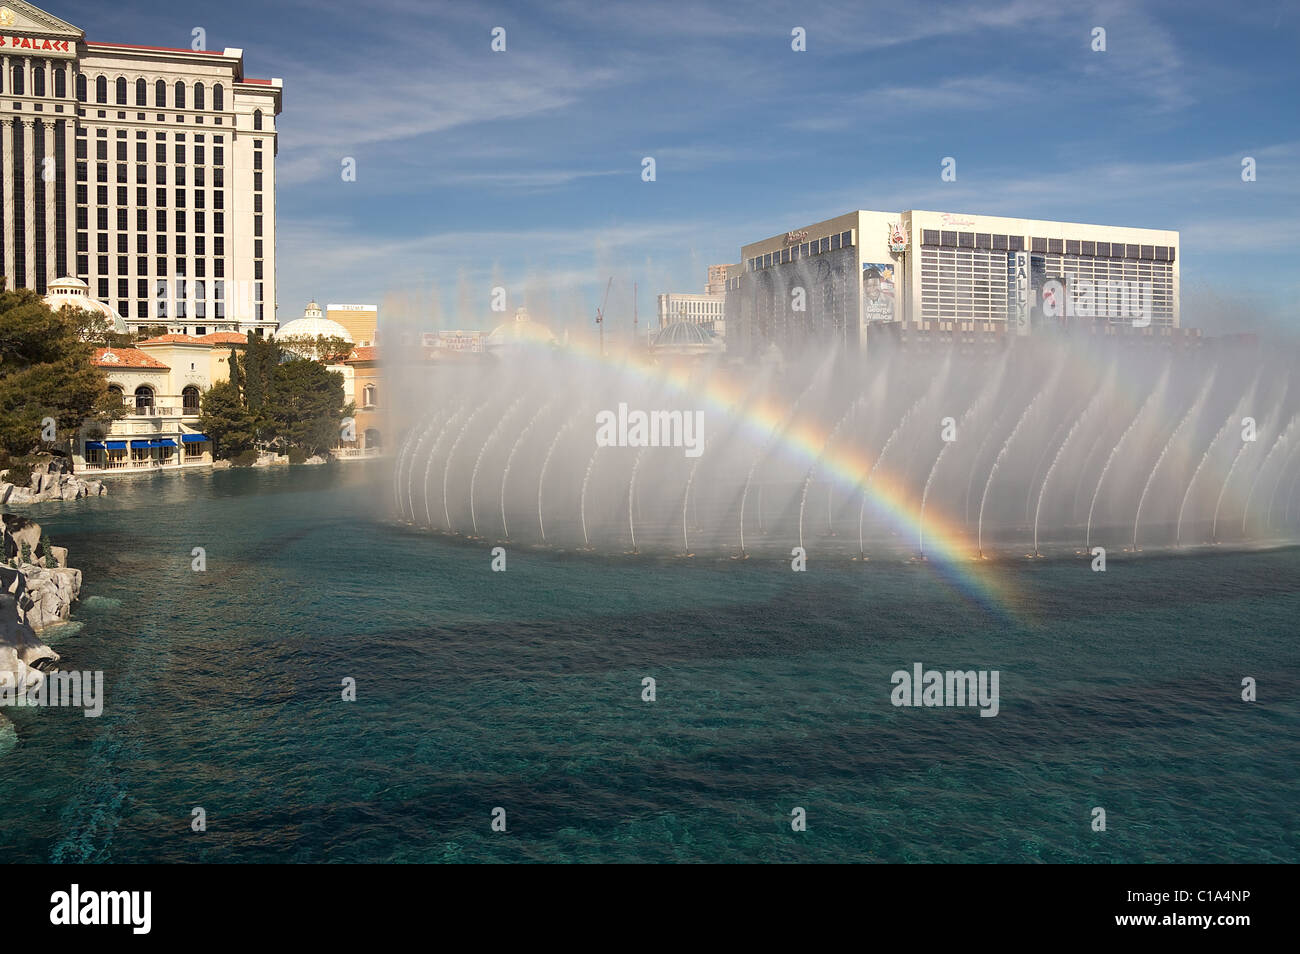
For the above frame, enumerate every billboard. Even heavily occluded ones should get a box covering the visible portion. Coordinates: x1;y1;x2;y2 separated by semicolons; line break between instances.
861;263;896;323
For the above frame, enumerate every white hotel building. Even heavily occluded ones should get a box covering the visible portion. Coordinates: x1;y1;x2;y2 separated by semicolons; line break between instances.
0;1;281;335
726;210;1179;357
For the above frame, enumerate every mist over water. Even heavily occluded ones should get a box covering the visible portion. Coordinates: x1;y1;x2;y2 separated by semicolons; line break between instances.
392;336;1300;561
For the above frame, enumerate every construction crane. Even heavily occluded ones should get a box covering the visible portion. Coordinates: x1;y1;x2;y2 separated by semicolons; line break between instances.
595;276;613;357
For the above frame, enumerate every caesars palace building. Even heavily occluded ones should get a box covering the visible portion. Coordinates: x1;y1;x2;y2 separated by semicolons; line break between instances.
726;209;1180;357
0;1;281;334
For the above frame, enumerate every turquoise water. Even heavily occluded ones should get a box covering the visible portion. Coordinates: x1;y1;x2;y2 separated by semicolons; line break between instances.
2;464;1296;862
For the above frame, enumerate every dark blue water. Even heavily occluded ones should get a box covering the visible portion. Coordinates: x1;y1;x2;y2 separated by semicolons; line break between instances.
3;464;1296;862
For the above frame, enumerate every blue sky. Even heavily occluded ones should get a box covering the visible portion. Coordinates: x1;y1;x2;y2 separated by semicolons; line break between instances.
57;0;1299;337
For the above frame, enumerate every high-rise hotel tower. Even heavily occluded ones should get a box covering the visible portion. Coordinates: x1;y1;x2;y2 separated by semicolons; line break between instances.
0;1;281;334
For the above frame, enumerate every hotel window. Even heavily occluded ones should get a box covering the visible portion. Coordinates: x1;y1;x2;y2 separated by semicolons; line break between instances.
174;82;186;109
176;166;186;186
76;73;86;101
156;210;165;232
153;79;164;107
32;64;44;96
922;229;940;245
253;151;262;171
1081;241;1095;256
1048;239;1064;254
175;210;185;231
941;231;957;247
175;189;186;207
830;233;841;250
55;68;66;97
1031;237;1048;253
135;78;146;105
1008;235;1024;251
959;232;975;248
116;77;127;105
800;242;810;256
158;235;167;254
194;83;205;110
9;65;22;95
213;84;224;111
841;230;852;246
253;109;263;130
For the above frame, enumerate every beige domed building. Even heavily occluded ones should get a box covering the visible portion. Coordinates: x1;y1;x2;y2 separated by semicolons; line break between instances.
45;277;128;336
274;302;354;358
485;307;556;354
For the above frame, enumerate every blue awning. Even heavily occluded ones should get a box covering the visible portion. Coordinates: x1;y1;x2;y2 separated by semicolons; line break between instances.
181;434;209;443
106;441;127;450
85;441;105;450
130;440;152;449
151;438;177;447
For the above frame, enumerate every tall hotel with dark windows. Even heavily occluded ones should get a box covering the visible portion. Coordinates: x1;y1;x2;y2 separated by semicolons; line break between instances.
0;1;281;334
725;210;1179;358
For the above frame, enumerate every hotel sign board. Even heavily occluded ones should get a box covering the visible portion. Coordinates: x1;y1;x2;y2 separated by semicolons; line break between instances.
1008;251;1031;335
423;331;485;353
0;35;76;58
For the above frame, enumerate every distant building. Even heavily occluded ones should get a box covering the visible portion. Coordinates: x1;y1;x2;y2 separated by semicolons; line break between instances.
485;307;556;353
727;210;1179;358
275;300;353;356
72;331;246;472
43;275;126;333
656;264;732;339
0;1;283;336
326;303;378;347
328;345;383;460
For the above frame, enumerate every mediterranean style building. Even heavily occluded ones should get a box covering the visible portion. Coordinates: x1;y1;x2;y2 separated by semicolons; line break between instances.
0;0;281;335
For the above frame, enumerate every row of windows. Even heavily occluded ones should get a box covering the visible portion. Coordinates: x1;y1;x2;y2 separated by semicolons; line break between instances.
920;229;1175;261
80;139;226;165
747;230;855;271
74;76;229;112
919;247;1009;322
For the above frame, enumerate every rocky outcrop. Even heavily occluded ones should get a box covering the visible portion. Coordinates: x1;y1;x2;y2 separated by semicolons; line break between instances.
1;514;82;632
0;458;106;505
0;592;59;698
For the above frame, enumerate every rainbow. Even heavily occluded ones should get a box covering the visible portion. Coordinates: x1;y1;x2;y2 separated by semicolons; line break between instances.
466;333;1024;621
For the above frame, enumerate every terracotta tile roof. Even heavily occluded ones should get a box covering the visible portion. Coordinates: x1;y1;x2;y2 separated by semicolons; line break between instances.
197;332;249;344
138;333;199;344
92;347;170;370
242;78;272;85
346;346;378;362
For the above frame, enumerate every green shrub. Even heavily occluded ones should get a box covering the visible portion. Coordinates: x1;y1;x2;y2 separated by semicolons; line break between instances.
4;458;34;488
231;449;258;467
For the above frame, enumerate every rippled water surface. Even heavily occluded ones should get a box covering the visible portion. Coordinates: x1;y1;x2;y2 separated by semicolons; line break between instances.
2;464;1296;862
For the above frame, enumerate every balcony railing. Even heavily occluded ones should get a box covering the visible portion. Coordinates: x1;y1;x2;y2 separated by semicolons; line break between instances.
334;446;382;458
